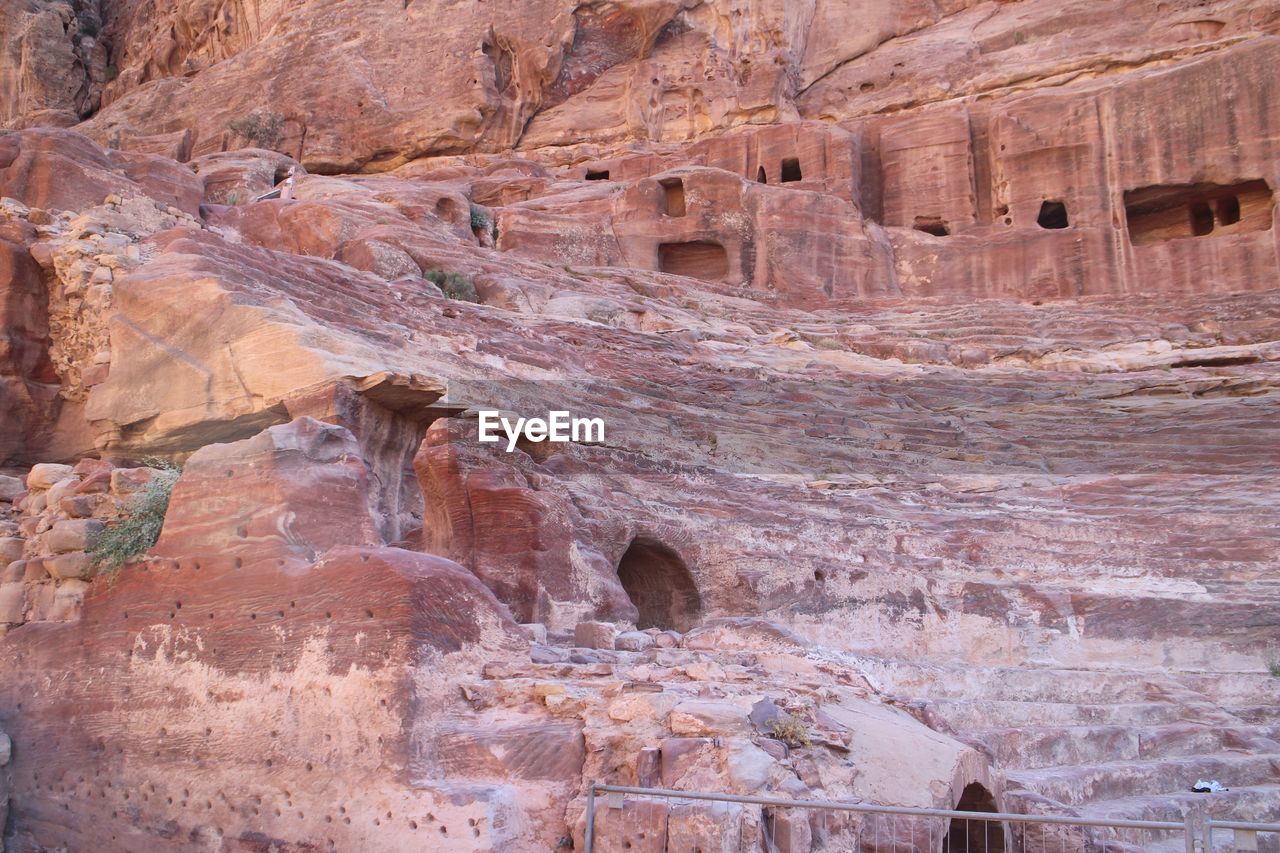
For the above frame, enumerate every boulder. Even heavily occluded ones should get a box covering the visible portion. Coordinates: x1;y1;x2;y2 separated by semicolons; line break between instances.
1;560;23;583
0;537;23;564
574;620;617;650
25;463;73;490
44;551;94;581
44;519;104;554
0;474;23;501
0;582;25;622
615;630;655;652
151;418;383;571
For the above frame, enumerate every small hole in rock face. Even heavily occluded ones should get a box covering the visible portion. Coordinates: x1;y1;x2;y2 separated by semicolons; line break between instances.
1037;199;1069;229
1124;179;1271;244
757;166;767;183
434;197;459;222
364;609;374;618
814;570;825;582
1191;201;1215;236
659;177;686;217
913;217;949;237
234;558;242;569
585;169;610;181
1217;195;1241;225
780;157;803;182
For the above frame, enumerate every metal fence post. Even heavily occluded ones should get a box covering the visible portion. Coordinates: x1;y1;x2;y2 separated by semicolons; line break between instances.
585;783;596;853
1186;813;1197;853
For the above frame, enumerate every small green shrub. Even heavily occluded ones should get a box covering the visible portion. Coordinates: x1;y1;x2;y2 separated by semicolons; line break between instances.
424;269;479;303
1268;660;1280;677
469;203;492;234
87;460;180;577
79;20;99;37
768;715;810;748
105;63;118;82
228;111;284;149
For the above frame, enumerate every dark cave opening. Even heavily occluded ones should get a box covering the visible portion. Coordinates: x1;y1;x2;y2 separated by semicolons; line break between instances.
616;538;702;631
943;783;1005;853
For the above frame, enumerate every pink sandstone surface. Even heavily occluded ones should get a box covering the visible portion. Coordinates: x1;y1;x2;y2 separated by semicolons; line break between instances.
0;0;1278;850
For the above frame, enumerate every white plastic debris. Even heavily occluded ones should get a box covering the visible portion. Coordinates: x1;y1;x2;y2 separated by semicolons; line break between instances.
1191;779;1228;793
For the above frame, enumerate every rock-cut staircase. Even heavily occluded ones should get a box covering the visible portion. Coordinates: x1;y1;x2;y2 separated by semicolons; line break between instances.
858;657;1280;850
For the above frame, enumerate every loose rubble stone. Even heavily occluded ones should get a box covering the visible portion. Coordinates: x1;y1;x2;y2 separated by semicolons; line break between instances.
574;621;617;651
0;476;24;502
615;630;655;652
25;464;73;490
44;519;104;554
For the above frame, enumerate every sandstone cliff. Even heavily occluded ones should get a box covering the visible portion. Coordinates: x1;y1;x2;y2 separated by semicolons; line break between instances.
0;0;1278;851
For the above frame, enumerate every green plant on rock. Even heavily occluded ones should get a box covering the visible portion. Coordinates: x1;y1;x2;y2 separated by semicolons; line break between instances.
1269;660;1280;677
469;202;493;235
768;715;811;748
424;269;479;303
87;460;181;577
228;111;284;149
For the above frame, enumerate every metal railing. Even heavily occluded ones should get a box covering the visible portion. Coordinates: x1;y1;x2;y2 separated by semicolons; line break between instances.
584;783;1280;852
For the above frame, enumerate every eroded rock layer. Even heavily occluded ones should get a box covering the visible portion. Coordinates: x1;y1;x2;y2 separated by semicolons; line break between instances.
0;1;1278;850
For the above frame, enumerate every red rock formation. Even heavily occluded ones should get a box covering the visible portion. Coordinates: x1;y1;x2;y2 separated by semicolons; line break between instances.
0;1;1278;850
0;0;104;129
0;216;58;465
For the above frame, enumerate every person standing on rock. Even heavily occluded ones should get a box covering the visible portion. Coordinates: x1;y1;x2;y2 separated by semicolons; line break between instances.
280;165;297;201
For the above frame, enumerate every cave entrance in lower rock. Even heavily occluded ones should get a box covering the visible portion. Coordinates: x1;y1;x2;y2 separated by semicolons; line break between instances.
658;240;729;281
616;538;702;632
943;783;1005;853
